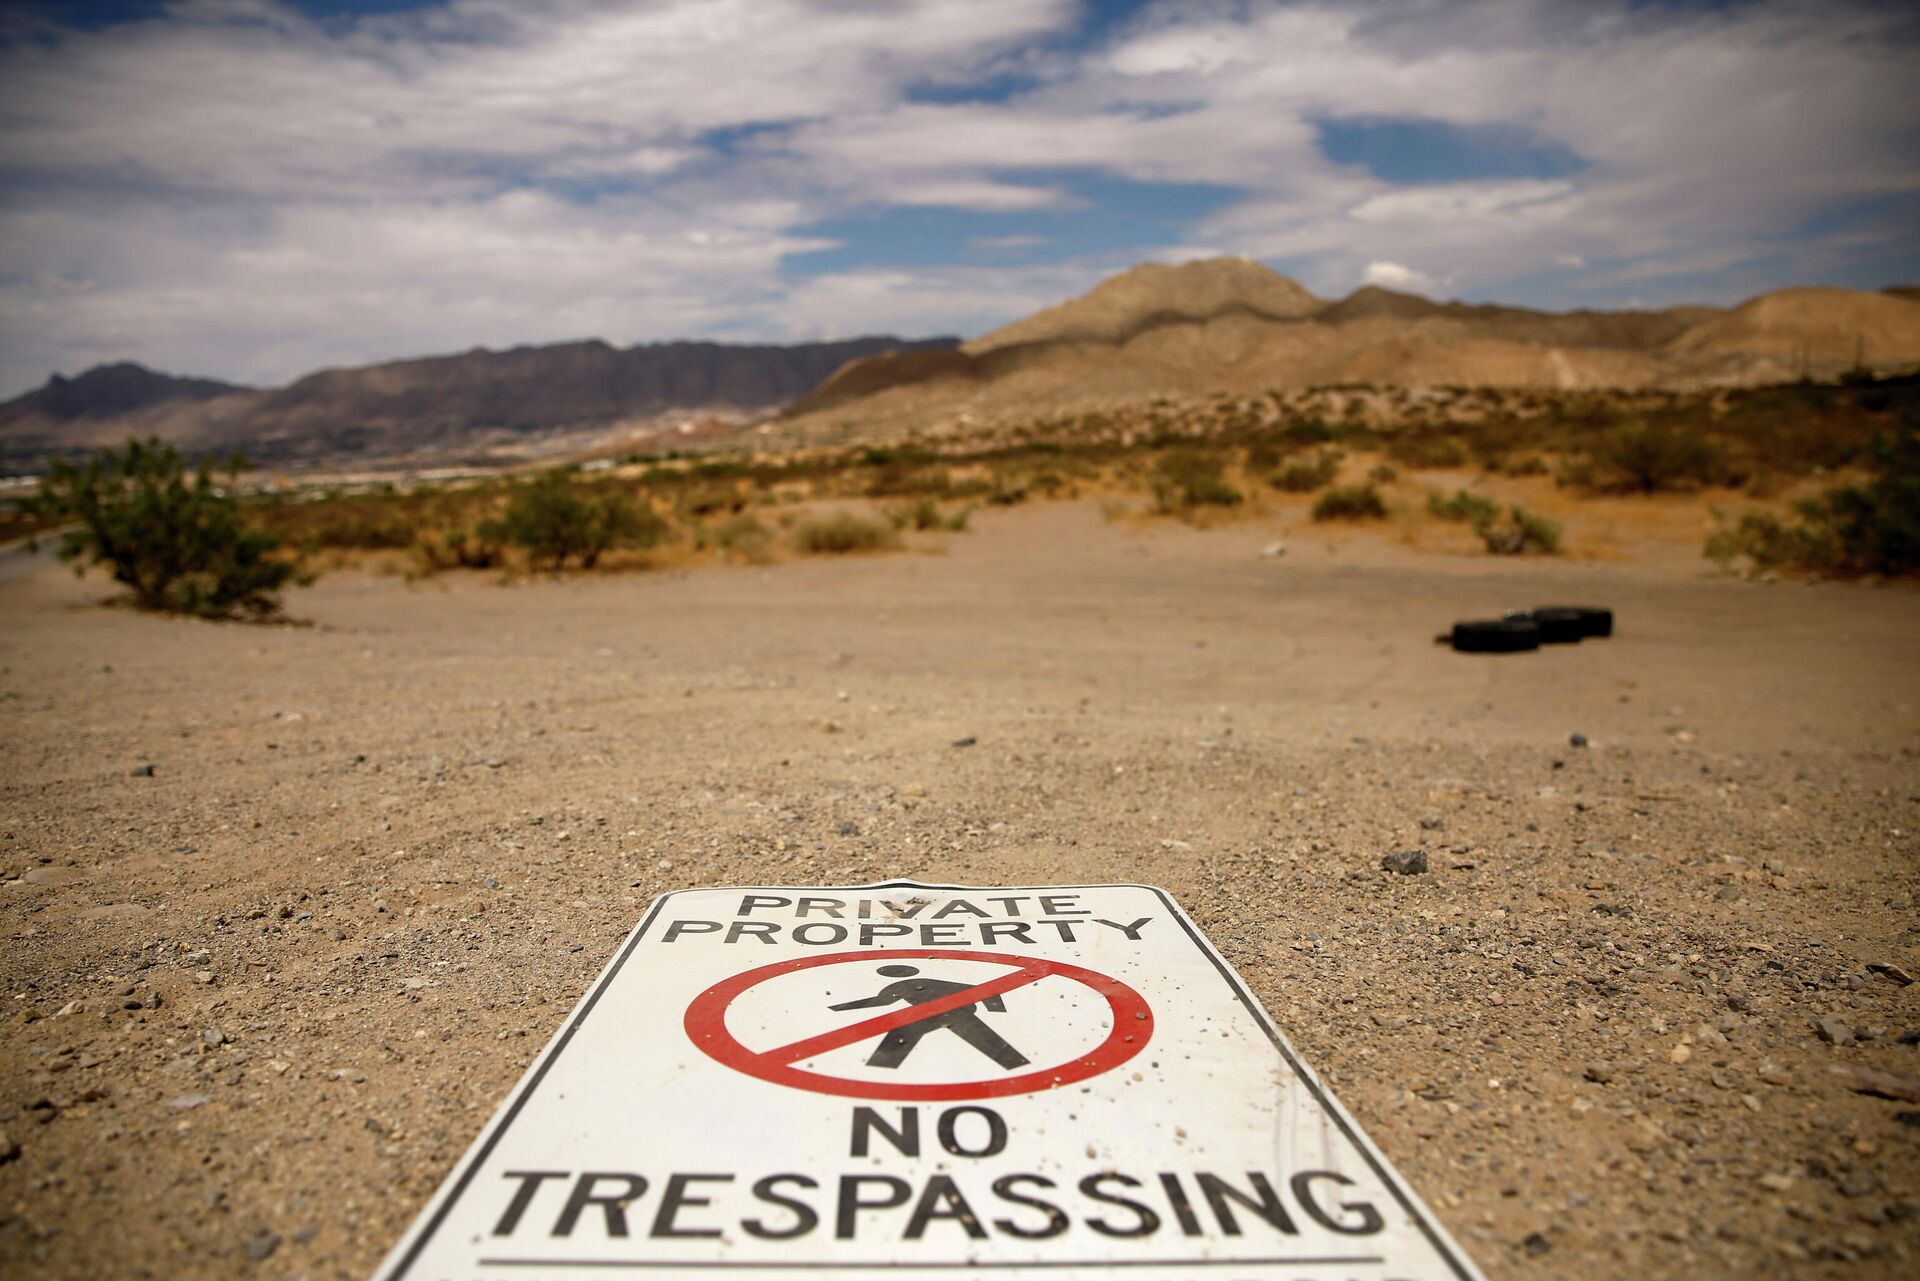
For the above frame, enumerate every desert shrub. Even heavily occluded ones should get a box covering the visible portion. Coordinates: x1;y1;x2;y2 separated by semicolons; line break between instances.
1026;470;1071;498
251;487;421;551
1271;452;1341;493
1311;483;1388;521
490;472;664;571
791;512;897;555
1704;511;1830;570
22;437;300;617
1500;455;1551;477
686;458;749;482
1243;439;1283;473
1705;430;1920;575
1283;417;1346;444
1815;439;1920;572
1579;421;1729;493
1427;488;1501;525
412;522;504;572
300;504;415;550
678;486;747;518
1715;376;1916;475
986;472;1031;506
704;514;775;564
866;465;952;498
1388;431;1470;469
1151;449;1242;511
857;444;934;468
885;497;955;531
1475;504;1561;555
1368;463;1399;484
1463;415;1533;467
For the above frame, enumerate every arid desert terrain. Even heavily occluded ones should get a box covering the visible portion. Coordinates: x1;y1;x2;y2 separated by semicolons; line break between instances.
2;501;1917;1279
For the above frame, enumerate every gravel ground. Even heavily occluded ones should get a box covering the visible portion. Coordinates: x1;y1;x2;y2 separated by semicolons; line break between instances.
2;502;1917;1279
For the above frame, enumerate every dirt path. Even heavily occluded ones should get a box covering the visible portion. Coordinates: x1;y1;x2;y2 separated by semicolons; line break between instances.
3;502;1917;1278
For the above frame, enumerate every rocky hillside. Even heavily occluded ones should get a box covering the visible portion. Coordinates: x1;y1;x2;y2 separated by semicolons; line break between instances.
774;259;1920;446
963;257;1324;354
0;335;957;465
0;363;246;424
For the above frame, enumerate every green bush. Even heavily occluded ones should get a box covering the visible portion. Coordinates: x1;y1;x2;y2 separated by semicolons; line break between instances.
298;504;415;550
1283;417;1346;444
489;472;664;571
705;514;775;564
413;522;503;572
1475;504;1561;555
22;437;300;617
1580;421;1729;493
1027;470;1071;498
1388;431;1470;469
1427;488;1501;525
883;495;944;530
985;472;1031;506
1311;483;1388;521
1706;431;1920;575
1272;452;1341;493
1704;511;1828;570
791;512;897;555
866;465;952;498
1151;450;1242;511
678;486;747;518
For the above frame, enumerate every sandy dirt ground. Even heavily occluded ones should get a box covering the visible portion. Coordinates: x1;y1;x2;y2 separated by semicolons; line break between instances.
2;501;1917;1279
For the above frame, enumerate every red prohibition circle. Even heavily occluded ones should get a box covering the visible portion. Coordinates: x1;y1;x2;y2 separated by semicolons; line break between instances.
684;948;1153;1101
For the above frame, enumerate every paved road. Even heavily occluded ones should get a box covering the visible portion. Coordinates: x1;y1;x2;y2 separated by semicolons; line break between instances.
0;537;60;584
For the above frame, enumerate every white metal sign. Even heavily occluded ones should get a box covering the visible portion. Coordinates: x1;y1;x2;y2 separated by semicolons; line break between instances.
374;881;1484;1280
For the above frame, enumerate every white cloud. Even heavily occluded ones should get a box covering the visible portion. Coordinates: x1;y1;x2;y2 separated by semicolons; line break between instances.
0;189;839;388
970;235;1050;251
1362;261;1440;294
0;0;1077;199
0;0;1915;395
888;178;1071;212
768;261;1116;346
1347;181;1577;227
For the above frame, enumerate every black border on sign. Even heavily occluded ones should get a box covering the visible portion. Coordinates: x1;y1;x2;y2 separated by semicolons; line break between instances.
375;881;1484;1281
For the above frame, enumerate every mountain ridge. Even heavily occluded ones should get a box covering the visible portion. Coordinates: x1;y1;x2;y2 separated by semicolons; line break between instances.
3;362;249;423
0;334;959;464
775;260;1920;440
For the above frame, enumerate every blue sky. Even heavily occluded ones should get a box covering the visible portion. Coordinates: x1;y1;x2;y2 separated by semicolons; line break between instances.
1;0;1915;394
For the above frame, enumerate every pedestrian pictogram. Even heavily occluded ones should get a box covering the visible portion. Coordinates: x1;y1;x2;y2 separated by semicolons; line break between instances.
683;948;1152;1101
830;963;1031;1069
374;882;1488;1281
